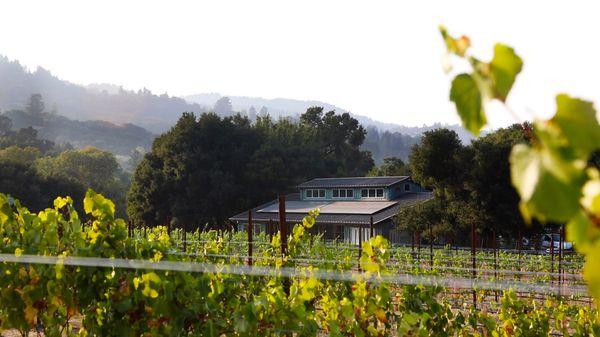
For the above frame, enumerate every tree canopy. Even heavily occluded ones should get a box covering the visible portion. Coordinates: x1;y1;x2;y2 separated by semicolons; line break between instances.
405;125;535;245
127;108;374;228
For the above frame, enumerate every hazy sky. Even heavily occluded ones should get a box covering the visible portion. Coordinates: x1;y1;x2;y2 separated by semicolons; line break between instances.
1;1;598;127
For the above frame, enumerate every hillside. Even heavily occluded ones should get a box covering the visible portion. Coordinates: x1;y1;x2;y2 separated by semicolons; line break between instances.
0;56;208;133
1;109;155;156
0;55;472;164
184;93;474;142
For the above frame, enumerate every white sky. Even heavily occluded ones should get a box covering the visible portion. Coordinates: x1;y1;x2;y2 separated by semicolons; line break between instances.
0;1;598;127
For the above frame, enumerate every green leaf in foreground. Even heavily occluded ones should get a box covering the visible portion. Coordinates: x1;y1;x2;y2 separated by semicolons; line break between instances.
552;94;600;158
489;43;523;101
450;73;486;135
509;144;582;222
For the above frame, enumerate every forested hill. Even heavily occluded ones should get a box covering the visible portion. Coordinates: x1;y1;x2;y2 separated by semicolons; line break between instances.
0;56;208;133
1;108;155;156
0;55;470;163
185;93;474;143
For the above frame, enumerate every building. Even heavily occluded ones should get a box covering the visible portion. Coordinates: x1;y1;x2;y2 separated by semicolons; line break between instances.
229;176;432;244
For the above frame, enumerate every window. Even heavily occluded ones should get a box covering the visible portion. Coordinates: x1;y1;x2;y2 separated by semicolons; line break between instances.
306;189;325;199
361;188;384;199
404;183;411;192
332;189;353;199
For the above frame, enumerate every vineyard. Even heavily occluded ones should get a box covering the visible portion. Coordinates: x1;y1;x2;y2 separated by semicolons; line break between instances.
0;190;598;336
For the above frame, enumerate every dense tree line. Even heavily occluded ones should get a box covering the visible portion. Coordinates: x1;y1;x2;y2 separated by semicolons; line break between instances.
398;124;546;246
0;95;130;215
127;107;374;228
362;126;421;164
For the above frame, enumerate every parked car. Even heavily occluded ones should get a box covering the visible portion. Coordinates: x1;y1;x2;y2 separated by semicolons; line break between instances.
540;233;573;251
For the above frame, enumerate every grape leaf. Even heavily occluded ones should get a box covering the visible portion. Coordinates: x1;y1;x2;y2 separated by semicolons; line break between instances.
510;144;582;222
552;94;600;159
450;73;486;135
489;44;523;101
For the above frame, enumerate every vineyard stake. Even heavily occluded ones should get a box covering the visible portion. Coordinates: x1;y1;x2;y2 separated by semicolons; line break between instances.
358;224;363;271
471;223;477;310
247;210;253;266
416;230;421;262
278;194;289;295
559;225;564;297
493;229;498;302
429;223;433;269
268;219;273;242
369;216;374;239
411;231;415;260
550;234;554;286
279;195;287;257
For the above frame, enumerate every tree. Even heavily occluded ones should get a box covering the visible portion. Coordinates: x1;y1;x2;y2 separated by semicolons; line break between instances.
395;199;445;242
214;96;233;116
0;115;11;136
466;124;530;237
368;157;410;176
247;106;257;121
409;128;465;193
127;109;375;229
127;146;145;172
405;125;539;244
300;107;374;176
26;93;45;115
35;147;129;216
0;160;85;213
259;106;268;117
0;146;40;165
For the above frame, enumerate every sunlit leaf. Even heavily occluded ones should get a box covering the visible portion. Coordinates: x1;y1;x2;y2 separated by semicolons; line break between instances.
489;44;523;101
450;73;486;135
510;144;582;222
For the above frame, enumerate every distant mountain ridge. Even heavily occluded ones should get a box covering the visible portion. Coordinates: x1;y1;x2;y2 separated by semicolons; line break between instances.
0;54;473;164
0;56;208;133
1;109;155;156
184;93;474;142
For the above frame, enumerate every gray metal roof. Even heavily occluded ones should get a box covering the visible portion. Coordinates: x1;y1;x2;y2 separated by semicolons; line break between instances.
297;176;409;189
229;192;433;226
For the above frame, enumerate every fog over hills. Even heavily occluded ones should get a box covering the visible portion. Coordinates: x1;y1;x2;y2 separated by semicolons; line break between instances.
0;55;473;164
184;93;474;141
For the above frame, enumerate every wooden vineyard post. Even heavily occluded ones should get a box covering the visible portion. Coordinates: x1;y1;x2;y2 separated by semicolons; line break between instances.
559;225;564;297
411;231;415;260
493;229;498;302
550;234;555;285
471;223;477;310
247;210;253;266
416;230;421;262
429;223;433;269
268;219;273;242
358;225;363;271
370;216;374;239
279;195;287;257
278;195;289;295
